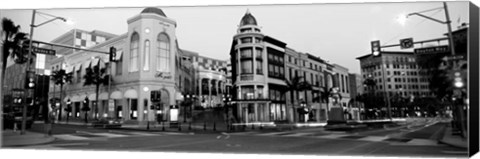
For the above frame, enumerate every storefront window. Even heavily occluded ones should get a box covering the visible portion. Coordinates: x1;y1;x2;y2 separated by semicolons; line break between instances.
241;86;254;99
130;99;138;119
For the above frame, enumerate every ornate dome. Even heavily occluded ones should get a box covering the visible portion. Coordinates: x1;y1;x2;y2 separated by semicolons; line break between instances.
141;7;167;17
240;11;257;26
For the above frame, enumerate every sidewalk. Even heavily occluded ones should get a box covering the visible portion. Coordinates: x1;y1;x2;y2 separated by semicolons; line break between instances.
438;126;468;149
1;129;55;147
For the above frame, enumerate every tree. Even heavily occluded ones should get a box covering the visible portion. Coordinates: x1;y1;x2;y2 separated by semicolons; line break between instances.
415;53;451;99
83;64;110;120
51;69;73;121
285;76;311;122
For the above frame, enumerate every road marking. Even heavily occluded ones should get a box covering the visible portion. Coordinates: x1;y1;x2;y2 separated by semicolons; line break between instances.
406;139;439;146
358;136;389;142
255;132;292;136
94;133;129;138
313;134;349;139
282;132;315;137
48;142;90;146
54;134;90;140
126;132;158;136
161;132;190;135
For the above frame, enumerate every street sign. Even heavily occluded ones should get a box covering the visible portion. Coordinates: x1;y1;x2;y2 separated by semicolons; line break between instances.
400;38;413;49
414;45;449;55
32;47;56;55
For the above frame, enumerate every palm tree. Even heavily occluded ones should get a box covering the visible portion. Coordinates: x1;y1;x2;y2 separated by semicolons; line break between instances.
285;76;312;122
51;69;73;121
83;64;110;120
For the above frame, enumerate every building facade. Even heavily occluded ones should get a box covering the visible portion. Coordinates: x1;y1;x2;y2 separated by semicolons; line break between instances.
230;11;353;124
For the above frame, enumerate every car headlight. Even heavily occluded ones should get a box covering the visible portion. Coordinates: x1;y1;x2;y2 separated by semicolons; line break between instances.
108;120;113;124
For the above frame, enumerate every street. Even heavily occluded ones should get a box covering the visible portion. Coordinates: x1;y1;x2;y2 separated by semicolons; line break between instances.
7;118;467;158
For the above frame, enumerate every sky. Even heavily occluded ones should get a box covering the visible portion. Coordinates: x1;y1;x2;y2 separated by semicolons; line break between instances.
0;0;471;74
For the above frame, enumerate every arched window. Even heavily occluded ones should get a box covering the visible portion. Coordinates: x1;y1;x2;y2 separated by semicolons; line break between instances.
157;33;170;72
143;40;150;71
130;32;139;72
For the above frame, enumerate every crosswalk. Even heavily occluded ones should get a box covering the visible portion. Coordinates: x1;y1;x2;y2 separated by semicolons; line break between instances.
229;131;444;146
53;131;189;141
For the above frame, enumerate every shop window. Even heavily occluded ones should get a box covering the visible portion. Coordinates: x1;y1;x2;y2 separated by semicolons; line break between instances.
130;99;138;119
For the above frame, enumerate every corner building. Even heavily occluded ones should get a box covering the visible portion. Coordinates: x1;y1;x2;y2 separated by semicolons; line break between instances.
230;11;353;123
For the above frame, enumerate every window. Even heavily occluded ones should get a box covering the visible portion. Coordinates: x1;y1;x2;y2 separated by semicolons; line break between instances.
130;99;138;119
255;48;262;59
241;37;252;44
157;33;170;72
116;54;123;75
241;60;253;74
256;60;263;75
129;32;139;72
240;48;253;58
255;37;262;43
143;40;150;71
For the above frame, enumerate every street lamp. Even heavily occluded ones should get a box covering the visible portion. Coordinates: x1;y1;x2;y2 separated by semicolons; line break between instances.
21;10;68;135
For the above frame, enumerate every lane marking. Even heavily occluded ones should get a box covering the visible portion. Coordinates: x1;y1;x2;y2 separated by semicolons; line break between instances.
256;132;292;136
125;132;159;136
442;150;468;154
313;134;349;139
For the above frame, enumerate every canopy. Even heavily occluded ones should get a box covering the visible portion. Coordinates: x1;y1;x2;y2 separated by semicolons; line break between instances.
124;89;138;99
110;91;123;99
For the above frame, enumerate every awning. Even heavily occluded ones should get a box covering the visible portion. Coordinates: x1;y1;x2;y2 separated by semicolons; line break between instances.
88;93;97;101
66;66;74;73
63;96;71;102
98;92;109;100
110;91;123;99
75;63;82;72
71;95;80;102
91;58;100;67
84;60;92;69
79;94;87;101
124;89;138;99
116;51;123;60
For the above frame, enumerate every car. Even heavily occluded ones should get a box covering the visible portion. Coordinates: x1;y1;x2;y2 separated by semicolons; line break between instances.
92;117;122;128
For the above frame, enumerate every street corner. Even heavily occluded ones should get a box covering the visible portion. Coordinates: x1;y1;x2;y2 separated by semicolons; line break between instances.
2;131;56;147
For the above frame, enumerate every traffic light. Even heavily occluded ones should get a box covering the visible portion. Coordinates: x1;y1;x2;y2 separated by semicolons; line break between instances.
109;46;117;62
13;97;23;105
25;71;35;89
150;90;161;102
65;99;72;112
400;38;414;49
453;71;464;88
371;40;381;56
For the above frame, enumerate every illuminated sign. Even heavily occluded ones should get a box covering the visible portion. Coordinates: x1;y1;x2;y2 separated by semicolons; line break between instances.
414;45;449;55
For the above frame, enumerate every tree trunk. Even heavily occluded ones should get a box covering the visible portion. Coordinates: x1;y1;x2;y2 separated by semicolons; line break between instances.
58;84;63;121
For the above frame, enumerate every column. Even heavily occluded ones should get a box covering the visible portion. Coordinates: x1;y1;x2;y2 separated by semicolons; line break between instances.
208;78;212;108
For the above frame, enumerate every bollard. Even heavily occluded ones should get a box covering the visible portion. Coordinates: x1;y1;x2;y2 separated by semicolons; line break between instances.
260;124;263;130
203;121;206;131
178;123;182;131
162;122;165;131
188;122;192;131
251;124;255;130
213;122;216;131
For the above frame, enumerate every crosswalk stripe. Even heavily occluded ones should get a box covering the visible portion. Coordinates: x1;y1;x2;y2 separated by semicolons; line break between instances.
313;134;349;139
281;132;315;137
54;134;91;140
357;136;389;142
125;132;158;136
406;139;439;146
256;132;292;136
94;133;129;138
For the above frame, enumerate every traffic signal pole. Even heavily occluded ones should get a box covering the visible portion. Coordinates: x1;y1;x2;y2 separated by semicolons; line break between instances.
21;10;37;135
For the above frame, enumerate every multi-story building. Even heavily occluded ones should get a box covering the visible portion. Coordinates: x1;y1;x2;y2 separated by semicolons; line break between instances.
47;7;230;124
230;11;352;124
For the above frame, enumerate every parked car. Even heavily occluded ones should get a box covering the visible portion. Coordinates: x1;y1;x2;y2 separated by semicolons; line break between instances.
92;117;122;128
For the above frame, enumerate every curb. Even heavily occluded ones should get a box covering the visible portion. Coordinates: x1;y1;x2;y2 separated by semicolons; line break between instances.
3;136;56;147
438;139;468;149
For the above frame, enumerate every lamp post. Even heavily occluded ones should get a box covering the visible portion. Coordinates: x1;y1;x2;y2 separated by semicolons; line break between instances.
21;10;67;135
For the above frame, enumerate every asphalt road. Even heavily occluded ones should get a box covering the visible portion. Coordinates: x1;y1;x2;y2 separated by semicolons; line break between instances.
19;119;467;158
